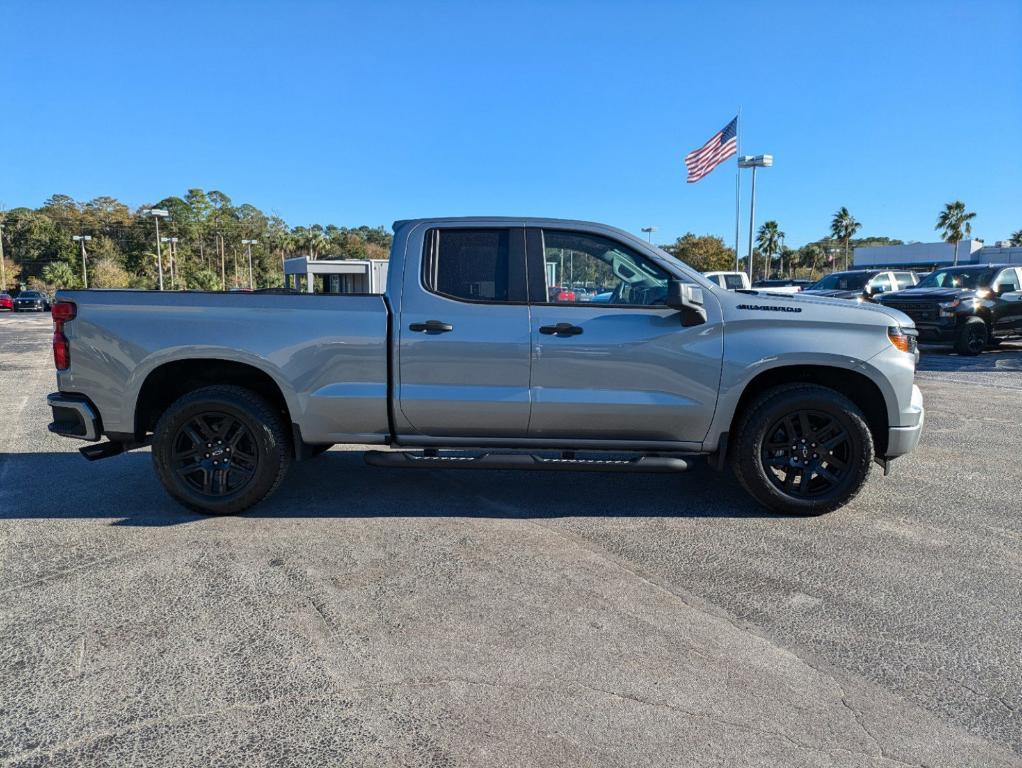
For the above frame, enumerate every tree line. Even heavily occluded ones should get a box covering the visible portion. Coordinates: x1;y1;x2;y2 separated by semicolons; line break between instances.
665;201;1019;280
0;190;392;293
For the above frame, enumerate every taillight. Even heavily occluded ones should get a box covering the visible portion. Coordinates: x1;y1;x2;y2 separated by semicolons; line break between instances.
51;301;76;371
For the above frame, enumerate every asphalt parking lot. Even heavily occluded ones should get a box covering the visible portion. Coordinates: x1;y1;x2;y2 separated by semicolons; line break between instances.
1;310;1020;767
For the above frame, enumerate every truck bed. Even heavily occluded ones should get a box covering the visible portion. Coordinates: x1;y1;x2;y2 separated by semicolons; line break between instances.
56;290;392;445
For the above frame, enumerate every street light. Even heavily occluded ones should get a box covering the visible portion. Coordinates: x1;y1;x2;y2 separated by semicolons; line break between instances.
72;235;92;288
141;208;169;290
241;239;258;289
161;237;179;289
641;226;657;244
737;154;773;281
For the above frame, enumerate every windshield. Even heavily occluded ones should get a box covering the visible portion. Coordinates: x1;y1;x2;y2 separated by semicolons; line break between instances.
916;268;996;290
19;292;41;298
809;273;869;291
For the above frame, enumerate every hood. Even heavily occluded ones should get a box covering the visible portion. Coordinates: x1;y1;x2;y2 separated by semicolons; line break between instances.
733;288;911;324
876;287;971;302
801;288;862;300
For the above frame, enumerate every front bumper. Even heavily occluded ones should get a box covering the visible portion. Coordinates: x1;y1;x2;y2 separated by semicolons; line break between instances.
885;384;924;458
47;393;101;441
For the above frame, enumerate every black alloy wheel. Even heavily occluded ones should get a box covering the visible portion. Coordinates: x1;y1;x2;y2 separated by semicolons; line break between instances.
152;385;292;515
760;410;851;499
171;412;259;497
732;384;873;515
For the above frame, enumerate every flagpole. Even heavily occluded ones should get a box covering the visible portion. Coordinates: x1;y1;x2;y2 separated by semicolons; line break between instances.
734;107;742;273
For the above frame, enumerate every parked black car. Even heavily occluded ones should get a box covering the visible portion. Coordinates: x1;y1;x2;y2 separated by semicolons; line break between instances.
875;264;1022;355
13;290;50;312
802;269;918;301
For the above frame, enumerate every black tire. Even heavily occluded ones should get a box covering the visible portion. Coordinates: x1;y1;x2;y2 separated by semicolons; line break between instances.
954;317;987;356
152;385;292;515
732;384;873;516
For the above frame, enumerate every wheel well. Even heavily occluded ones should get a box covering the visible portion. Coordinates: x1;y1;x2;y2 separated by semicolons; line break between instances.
134;359;292;440
729;366;889;455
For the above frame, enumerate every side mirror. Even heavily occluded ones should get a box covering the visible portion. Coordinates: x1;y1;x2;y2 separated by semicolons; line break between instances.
667;279;707;327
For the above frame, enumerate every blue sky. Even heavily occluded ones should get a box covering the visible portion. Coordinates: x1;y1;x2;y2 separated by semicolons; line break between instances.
1;0;1019;248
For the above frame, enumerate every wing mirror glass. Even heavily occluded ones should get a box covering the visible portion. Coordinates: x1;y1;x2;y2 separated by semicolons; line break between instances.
667;279;707;327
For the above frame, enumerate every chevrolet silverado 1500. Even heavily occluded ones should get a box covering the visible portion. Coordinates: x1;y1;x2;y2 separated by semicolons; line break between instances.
46;217;925;515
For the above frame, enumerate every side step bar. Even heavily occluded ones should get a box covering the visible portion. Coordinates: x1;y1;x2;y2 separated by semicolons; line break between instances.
79;439;149;461
364;450;690;474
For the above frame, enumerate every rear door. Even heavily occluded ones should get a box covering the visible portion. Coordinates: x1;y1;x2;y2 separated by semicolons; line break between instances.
993;268;1022;334
396;226;533;437
524;227;722;445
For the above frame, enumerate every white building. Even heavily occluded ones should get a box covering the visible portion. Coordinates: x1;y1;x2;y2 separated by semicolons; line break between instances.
854;240;1022;269
283;256;389;294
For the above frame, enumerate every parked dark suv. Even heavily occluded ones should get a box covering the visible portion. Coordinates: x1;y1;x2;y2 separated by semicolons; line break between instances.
13;290;50;312
875;264;1022;355
803;269;918;301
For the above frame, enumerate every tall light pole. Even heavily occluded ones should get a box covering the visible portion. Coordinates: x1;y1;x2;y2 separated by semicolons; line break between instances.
72;235;92;288
738;154;773;281
0;220;6;292
142;208;169;290
242;239;258;289
641;226;657;244
161;237;179;289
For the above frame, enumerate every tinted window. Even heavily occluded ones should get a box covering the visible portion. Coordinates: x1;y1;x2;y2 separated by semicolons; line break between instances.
994;269;1020;292
541;230;669;306
423;229;510;302
916;268;996;289
20;291;41;298
870;274;892;293
723;274;747;290
810;272;869;291
893;272;917;289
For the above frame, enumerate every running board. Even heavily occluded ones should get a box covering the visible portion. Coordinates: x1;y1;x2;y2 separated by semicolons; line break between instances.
364;450;690;473
79;439;149;461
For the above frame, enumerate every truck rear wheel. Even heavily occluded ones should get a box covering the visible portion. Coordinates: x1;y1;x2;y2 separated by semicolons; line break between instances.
954;317;987;356
732;384;873;516
152;385;292;515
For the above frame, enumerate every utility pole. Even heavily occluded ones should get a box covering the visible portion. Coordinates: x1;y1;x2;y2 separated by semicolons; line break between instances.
142;209;169;290
0;220;6;292
641;226;657;244
242;239;258;289
72;235;92;288
161;237;179;289
738;155;773;281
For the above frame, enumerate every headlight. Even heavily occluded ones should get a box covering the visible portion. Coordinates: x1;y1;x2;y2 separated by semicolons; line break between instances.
938;298;960;317
888;326;918;355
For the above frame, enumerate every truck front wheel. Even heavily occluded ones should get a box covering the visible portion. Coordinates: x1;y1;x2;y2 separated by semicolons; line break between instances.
954;317;987;356
152;385;292;515
732;384;873;516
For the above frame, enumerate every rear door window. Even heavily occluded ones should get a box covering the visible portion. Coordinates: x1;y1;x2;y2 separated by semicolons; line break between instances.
422;228;523;303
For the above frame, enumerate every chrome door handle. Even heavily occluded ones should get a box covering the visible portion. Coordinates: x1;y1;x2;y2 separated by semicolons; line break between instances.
408;320;453;333
539;323;583;336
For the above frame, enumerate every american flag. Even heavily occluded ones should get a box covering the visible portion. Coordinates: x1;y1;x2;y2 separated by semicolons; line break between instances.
685;117;738;183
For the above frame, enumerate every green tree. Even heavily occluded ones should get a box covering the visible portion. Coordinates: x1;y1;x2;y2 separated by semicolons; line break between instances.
663;233;735;273
1010;230;1022;247
830;207;862;270
935;201;977;266
41;261;78;289
755;221;784;279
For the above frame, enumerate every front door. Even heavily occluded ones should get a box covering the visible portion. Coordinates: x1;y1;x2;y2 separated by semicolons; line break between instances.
991;268;1022;337
525;228;722;444
396;226;533;438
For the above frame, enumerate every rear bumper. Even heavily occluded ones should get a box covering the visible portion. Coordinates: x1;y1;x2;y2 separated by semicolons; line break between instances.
885;384;924;458
47;393;101;441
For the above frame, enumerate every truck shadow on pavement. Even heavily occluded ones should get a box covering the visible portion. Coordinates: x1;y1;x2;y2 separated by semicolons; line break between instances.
0;450;774;525
917;343;1022;373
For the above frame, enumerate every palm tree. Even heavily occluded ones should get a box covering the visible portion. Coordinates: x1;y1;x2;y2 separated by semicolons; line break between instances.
1009;229;1022;247
830;207;862;270
935;201;977;266
755;221;784;279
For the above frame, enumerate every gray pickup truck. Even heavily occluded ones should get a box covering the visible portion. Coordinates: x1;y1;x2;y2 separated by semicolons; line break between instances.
47;217;924;516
